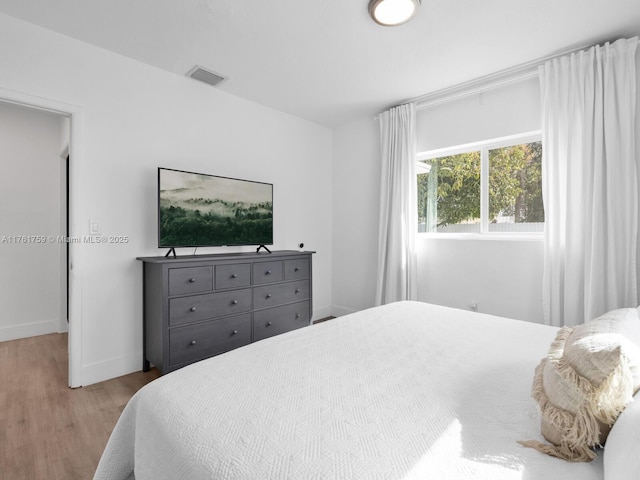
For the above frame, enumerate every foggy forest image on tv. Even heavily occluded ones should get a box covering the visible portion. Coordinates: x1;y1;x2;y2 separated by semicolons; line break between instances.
159;169;273;247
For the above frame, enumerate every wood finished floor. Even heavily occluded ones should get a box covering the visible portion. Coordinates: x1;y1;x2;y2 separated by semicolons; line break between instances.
0;333;160;480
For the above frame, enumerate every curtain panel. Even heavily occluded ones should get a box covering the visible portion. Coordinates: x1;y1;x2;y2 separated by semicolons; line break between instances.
375;103;418;305
540;37;638;326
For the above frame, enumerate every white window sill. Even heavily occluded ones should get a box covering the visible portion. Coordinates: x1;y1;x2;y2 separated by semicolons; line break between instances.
417;232;544;241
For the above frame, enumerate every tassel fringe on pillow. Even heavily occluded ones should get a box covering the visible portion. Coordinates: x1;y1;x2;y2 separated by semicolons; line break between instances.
519;325;636;462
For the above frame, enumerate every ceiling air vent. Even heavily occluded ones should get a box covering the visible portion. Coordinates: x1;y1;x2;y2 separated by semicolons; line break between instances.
186;65;226;87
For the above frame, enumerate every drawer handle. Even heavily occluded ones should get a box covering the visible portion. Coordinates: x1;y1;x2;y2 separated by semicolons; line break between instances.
267;322;272;327
266;270;272;275
190;340;197;346
190;307;197;312
295;289;301;294
294;267;300;272
232;330;238;335
231;274;238;279
189;278;196;283
295;313;301;319
232;300;238;305
266;294;272;299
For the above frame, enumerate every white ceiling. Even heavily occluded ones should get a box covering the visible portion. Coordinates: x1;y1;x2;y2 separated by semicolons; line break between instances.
0;0;639;127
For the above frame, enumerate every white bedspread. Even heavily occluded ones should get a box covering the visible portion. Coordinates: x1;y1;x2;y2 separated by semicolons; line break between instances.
94;301;604;480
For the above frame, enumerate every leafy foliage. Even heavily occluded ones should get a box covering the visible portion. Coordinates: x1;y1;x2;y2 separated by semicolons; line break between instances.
159;202;273;247
417;142;543;229
489;142;543;223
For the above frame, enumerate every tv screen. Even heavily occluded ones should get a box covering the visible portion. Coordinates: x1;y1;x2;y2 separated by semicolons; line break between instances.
158;168;273;248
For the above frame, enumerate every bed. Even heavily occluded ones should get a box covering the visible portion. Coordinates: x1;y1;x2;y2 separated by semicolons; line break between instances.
94;300;637;480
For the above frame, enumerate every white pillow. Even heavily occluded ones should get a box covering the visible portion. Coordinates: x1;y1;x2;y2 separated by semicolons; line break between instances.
604;391;640;480
520;307;640;461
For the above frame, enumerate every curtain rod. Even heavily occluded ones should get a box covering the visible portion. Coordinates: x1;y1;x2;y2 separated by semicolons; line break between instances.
397;36;640;111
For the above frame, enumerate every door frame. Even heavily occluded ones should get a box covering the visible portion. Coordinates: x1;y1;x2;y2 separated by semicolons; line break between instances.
0;88;84;388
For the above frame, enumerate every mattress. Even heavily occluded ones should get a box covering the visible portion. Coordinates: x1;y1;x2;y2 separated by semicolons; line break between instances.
94;301;604;480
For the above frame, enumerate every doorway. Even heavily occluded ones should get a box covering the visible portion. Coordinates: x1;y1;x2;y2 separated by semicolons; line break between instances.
0;94;79;387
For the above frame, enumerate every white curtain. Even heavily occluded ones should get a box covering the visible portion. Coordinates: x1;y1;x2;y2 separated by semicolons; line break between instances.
540;37;638;327
375;103;418;305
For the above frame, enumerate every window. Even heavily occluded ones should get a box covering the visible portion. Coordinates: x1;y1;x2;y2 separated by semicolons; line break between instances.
417;132;543;234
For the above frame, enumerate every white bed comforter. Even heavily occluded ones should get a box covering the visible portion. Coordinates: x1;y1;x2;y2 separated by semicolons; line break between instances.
94;301;604;480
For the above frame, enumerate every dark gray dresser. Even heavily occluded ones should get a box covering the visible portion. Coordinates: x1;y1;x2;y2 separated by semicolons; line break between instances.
137;250;314;374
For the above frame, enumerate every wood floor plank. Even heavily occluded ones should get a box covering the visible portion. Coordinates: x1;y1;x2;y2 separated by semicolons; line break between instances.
0;333;159;480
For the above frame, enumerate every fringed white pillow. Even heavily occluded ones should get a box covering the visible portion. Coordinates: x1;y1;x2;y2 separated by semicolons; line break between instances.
520;308;640;462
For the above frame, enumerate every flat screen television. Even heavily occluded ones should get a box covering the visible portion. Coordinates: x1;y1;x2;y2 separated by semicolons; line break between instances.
158;167;273;250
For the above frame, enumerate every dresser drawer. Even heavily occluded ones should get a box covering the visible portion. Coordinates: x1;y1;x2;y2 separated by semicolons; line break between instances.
252;260;284;284
168;266;213;296
169;313;251;366
169;288;252;326
140;251;314;375
253;301;310;341
253;280;310;310
284;258;309;280
215;263;251;289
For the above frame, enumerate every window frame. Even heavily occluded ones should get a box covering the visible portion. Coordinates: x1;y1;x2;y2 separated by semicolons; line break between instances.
416;130;543;239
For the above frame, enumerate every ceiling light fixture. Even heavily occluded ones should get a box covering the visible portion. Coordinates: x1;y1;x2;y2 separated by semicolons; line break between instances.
368;0;421;27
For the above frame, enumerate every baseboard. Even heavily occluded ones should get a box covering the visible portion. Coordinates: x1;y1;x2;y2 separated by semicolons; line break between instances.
312;305;332;322
330;304;359;317
81;352;142;387
58;319;69;333
0;318;60;342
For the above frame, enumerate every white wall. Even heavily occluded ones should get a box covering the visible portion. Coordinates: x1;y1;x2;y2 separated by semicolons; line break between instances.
332;118;380;315
0;102;67;341
0;13;333;385
416;77;541;151
416;238;544;321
